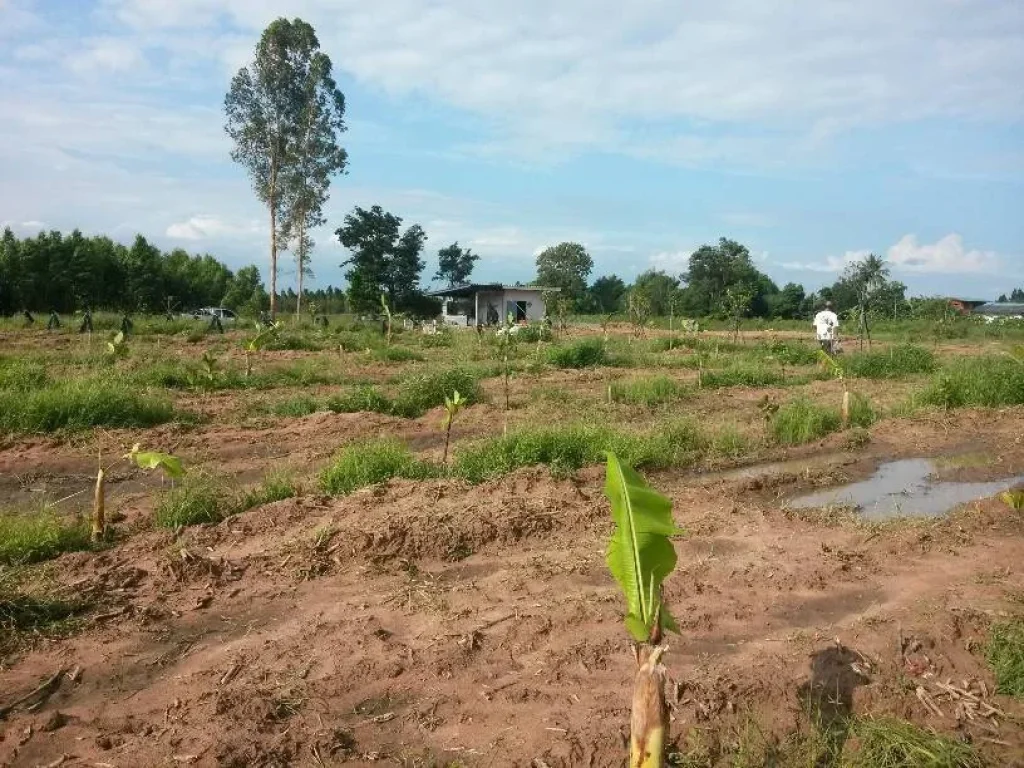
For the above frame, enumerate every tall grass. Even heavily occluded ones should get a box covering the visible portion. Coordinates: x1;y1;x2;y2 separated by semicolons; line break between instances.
987;619;1024;698
848;392;878;428
0;358;49;389
453;420;706;484
847;717;981;768
319;438;439;495
154;474;226;528
772;398;842;445
610;375;690;406
0;511;92;565
548;338;607;368
701;366;786;389
372;345;425;363
844;344;936;379
0;379;177;433
233;471;297;513
920;356;1024;409
326;385;393;415
391;368;483;417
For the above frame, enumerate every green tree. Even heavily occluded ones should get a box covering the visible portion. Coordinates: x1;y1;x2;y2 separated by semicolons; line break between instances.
434;242;479;287
225;17;344;319
631;270;680;316
588;275;627;314
222;265;269;315
535;242;593;310
769;282;806;319
1012;288;1024;302
680;238;767;317
336;205;428;314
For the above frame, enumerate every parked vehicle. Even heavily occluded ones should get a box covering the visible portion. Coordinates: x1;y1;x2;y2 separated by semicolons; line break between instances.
188;307;238;324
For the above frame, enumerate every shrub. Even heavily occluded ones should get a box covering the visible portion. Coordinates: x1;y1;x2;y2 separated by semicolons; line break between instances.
0;511;91;565
919;356;1024;409
326;385;393;414
771;398;842;445
372;345;424;363
154;475;225;528
845;344;936;379
548;339;607;368
319;438;439;495
392;368;483;417
0;379;176;433
701;366;785;389
610;375;689;406
987;619;1024;698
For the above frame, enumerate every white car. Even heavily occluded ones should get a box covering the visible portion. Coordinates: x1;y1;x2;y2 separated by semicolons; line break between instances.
190;307;238;324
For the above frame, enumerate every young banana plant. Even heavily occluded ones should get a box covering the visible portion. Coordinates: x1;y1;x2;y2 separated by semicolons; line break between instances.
106;330;128;359
818;349;850;425
92;444;184;542
441;390;465;464
245;320;281;378
604;452;684;768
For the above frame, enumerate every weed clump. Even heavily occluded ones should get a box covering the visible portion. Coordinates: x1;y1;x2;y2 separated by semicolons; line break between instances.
848;392;877;428
154;475;226;528
701;366;785;389
920;356;1024;409
548;339;607;368
0;511;92;565
270;395;321;417
610;375;690;406
372;346;424;363
845;344;936;379
392;368;482;417
847;716;981;768
771;398;842;445
0;358;49;390
234;471;297;513
987;619;1024;698
0;379;176;433
319;438;439;495
326;385;393;415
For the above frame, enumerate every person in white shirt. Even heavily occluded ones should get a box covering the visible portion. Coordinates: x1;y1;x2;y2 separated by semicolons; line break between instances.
813;301;839;355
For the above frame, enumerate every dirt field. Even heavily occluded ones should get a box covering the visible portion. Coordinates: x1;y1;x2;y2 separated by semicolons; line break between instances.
1;325;1023;767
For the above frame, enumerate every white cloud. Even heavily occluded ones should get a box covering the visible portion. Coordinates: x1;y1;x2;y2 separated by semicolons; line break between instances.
166;214;261;240
779;250;870;273
66;38;145;74
887;233;998;274
648;250;695;273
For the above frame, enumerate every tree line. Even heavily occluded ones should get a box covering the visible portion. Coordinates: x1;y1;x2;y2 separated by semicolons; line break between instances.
0;228;269;316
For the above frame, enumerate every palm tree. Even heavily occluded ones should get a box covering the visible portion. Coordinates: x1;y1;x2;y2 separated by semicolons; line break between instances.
849;254;888;349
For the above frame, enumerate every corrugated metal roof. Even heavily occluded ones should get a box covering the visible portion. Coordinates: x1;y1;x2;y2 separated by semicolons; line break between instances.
976;302;1024;315
427;283;560;297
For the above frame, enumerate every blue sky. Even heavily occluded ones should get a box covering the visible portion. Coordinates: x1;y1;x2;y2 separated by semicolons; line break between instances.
1;0;1022;299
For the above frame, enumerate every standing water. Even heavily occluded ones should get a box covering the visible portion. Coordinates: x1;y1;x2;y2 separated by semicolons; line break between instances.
787;458;1024;521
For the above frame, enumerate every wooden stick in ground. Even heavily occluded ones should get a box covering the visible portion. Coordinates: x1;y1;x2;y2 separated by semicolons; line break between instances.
91;467;106;543
630;645;668;768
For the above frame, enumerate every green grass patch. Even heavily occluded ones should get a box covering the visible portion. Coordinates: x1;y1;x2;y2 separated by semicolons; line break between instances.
233;471;297;513
392;368;483;417
847;716;981;767
269;395;322;417
264;333;326;351
920;356;1024;409
372;345;425;363
844;344;936;379
0;511;92;565
762;341;820;366
701;366;785;389
610;375;690;406
0;379;177;433
0;358;49;389
453;420;706;484
987;619;1024;698
848;392;877;428
772;398;843;445
548;338;607;368
154;474;226;528
326;385;393;414
319;438;440;495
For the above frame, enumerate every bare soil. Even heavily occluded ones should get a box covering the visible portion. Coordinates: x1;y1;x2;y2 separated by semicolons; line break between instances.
2;406;1024;767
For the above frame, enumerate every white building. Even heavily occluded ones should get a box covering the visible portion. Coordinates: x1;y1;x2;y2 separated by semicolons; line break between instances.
428;283;559;327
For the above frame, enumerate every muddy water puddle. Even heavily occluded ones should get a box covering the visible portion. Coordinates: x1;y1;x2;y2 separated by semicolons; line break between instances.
787;458;1024;520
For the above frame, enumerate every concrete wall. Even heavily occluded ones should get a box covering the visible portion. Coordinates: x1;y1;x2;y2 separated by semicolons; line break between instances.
501;289;547;322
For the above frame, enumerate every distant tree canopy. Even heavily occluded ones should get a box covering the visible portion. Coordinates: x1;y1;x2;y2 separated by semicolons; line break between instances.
535;241;593;310
0;227;268;315
587;275;627;314
435;241;479;287
336;205;430;315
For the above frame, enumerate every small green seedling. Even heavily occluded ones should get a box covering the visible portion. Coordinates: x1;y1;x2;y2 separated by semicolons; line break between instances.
244;320;282;377
1001;489;1024;511
818;348;850;425
106;330;128;358
604;452;683;768
441;390;465;464
91;443;184;543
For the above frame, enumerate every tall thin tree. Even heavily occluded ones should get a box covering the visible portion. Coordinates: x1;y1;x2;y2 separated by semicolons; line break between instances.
225;17;347;319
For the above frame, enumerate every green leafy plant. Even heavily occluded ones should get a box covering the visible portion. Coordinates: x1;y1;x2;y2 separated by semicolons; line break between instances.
603;452;683;767
92;443;184;541
244;320;282;377
105;330;128;359
441;390;465;464
1001;489;1024;511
